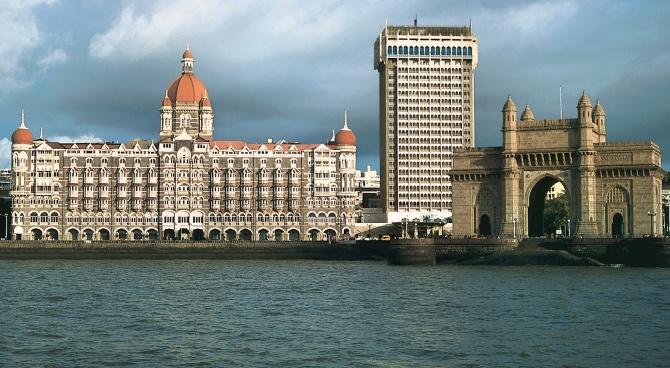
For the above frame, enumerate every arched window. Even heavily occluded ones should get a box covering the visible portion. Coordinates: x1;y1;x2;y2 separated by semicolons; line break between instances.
457;46;462;55
468;46;472;56
387;46;392;54
446;46;451;55
409;46;414;55
419;46;424;55
403;46;408;54
392;46;397;54
430;46;435;55
414;46;418;55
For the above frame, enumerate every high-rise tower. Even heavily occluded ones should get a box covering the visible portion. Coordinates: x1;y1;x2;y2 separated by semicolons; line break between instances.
374;22;478;222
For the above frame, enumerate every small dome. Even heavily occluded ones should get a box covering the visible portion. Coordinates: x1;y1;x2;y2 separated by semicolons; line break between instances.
520;105;534;121
183;49;193;59
577;90;592;107
161;91;172;107
335;110;356;146
12;126;33;145
200;96;211;108
335;129;356;146
502;95;516;111
593;100;605;116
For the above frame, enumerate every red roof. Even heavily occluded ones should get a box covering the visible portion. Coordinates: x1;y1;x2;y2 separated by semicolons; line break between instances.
167;73;208;104
11;127;33;144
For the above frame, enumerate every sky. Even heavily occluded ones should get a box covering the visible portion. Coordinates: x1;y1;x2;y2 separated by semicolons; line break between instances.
0;0;669;170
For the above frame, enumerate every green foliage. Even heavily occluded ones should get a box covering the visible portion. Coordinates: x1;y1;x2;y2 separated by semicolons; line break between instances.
544;194;569;236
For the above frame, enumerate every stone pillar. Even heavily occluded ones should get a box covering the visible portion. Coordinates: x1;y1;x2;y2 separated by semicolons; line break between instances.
500;157;521;238
574;153;598;237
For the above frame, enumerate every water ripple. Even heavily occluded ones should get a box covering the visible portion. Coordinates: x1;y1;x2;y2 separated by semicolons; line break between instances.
1;261;669;367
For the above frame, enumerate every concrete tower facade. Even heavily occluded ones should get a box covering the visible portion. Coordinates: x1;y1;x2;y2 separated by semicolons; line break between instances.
374;22;478;223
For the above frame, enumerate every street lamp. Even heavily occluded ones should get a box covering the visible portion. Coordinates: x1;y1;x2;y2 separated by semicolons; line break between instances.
567;219;571;238
513;218;517;239
367;223;372;240
647;210;657;237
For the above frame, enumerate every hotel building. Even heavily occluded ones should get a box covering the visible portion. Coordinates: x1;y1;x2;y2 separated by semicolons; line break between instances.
9;49;358;241
374;22;478;222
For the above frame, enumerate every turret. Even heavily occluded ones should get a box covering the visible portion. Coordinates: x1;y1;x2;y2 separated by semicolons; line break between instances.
593;100;606;142
577;90;594;148
11;110;32;191
577;90;593;124
502;96;518;151
199;91;213;139
159;90;173;137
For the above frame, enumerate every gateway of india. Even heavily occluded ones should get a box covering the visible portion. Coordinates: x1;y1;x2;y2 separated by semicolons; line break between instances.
452;92;664;238
9;49;358;241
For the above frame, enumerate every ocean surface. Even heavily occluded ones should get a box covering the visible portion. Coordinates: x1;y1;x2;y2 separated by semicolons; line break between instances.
1;261;669;367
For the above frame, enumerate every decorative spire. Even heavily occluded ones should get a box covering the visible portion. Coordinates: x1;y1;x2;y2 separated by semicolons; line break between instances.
342;110;350;130
165;89;168;98
39;127;43;139
19;109;26;128
330;129;336;142
186;42;190;51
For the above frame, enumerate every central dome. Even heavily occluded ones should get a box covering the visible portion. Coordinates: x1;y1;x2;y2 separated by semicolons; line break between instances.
166;48;208;104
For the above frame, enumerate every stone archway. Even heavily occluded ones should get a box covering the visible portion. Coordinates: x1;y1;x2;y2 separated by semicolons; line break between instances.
527;176;570;238
451;93;664;239
239;229;252;241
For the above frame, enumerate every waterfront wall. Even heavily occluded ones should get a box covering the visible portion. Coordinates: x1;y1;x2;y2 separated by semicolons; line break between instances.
0;241;377;261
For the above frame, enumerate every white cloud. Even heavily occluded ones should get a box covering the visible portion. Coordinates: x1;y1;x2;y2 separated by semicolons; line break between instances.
0;0;57;91
89;0;362;62
0;138;11;169
89;0;244;60
48;134;103;143
37;48;68;72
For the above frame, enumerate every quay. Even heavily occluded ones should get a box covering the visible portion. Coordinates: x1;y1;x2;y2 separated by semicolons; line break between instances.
1;237;669;267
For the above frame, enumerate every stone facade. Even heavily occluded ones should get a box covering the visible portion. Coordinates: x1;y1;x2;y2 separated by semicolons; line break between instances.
451;92;664;238
9;49;358;241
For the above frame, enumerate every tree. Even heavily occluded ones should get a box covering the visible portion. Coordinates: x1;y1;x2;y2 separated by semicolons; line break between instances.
543;193;569;237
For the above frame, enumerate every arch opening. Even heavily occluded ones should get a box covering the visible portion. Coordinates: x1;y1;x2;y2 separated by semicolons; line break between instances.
478;215;491;237
612;213;624;238
528;177;569;237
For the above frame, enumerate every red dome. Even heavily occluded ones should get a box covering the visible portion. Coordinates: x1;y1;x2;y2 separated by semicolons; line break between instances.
167;73;208;104
12;127;33;145
183;49;193;59
162;95;172;107
335;129;356;146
